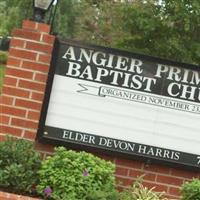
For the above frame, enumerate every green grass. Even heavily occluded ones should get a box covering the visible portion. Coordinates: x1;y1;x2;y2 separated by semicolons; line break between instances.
0;65;5;93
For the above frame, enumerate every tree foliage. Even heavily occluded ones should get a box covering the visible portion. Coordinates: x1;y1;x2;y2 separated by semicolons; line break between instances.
56;0;199;64
0;0;32;36
0;0;199;64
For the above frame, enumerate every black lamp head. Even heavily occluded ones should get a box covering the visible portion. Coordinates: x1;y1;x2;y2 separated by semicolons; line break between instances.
33;0;55;22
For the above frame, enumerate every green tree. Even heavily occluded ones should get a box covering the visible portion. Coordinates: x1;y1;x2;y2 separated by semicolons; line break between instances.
0;0;32;36
52;0;79;39
59;0;199;64
0;0;199;64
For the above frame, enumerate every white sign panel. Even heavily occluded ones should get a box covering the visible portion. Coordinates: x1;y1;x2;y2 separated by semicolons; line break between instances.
38;40;200;169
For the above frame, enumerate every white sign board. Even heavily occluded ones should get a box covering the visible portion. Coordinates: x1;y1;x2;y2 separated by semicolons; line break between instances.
37;40;200;169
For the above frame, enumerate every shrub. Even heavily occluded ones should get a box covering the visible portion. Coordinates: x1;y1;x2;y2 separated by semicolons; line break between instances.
0;51;8;64
37;147;116;200
181;179;200;200
86;184;119;200
119;176;168;200
0;65;5;92
0;136;41;194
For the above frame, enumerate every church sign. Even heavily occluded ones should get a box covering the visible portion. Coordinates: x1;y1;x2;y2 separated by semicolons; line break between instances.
37;39;200;170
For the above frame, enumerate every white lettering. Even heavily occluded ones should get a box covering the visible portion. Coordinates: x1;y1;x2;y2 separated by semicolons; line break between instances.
167;83;181;97
92;52;106;66
115;56;129;71
95;68;109;82
155;64;169;78
180;85;196;100
66;62;81;77
62;46;76;60
79;65;93;80
78;48;94;63
167;67;182;81
129;59;143;74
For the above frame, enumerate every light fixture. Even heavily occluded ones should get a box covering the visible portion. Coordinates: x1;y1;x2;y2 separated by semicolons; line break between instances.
33;0;55;22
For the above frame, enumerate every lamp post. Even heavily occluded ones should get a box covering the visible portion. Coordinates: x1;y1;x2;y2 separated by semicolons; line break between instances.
33;0;55;23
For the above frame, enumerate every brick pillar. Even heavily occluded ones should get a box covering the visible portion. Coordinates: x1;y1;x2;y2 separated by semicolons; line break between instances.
0;20;55;141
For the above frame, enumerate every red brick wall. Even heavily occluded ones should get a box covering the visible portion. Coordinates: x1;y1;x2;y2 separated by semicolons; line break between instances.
0;191;40;200
0;20;200;200
113;157;199;199
0;20;55;141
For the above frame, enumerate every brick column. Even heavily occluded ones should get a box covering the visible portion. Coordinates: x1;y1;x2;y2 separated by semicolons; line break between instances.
0;20;55;141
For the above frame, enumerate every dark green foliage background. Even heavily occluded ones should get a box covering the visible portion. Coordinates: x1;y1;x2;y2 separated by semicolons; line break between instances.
0;51;7;92
0;0;199;65
0;66;5;92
